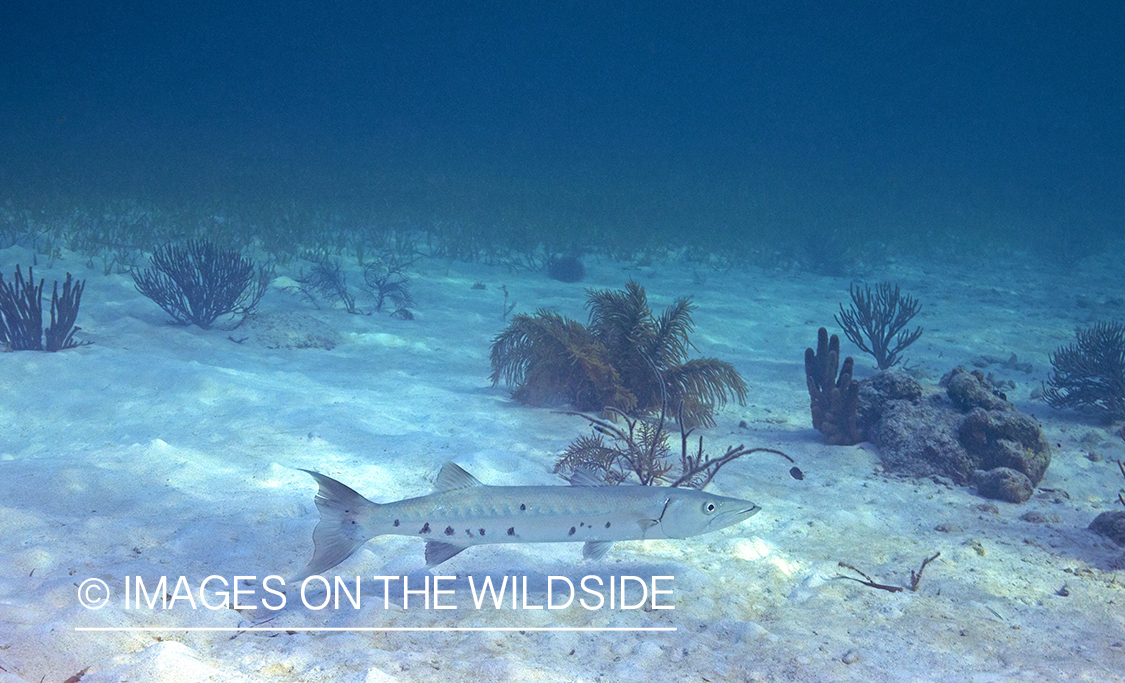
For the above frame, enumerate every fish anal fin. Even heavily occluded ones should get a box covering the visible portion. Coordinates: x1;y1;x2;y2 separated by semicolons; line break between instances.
434;462;484;493
583;540;615;561
425;541;467;567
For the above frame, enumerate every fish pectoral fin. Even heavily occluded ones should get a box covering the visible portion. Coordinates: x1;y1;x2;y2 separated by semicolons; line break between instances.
425;541;467;567
583;540;615;561
638;519;659;533
434;462;484;493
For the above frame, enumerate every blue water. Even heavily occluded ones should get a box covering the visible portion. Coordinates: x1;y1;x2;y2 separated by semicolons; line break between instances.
3;7;1125;679
2;2;1121;261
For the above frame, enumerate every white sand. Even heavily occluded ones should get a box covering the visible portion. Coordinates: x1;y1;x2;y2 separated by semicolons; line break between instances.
1;242;1123;682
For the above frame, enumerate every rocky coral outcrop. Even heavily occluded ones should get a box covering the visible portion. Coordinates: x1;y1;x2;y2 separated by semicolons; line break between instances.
974;467;1035;504
861;366;1051;501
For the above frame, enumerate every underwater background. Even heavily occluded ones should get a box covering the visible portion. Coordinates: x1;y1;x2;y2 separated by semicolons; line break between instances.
2;1;1122;261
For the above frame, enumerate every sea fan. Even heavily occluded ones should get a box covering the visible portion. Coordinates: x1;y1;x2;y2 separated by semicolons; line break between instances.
0;266;88;351
490;280;747;427
1044;321;1125;420
295;258;359;314
835;282;923;369
489;310;633;411
133;240;270;329
363;251;415;318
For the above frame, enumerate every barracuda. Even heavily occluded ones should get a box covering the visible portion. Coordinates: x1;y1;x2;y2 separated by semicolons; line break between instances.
294;462;761;578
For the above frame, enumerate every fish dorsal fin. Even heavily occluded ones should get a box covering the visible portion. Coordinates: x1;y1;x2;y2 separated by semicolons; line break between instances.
567;468;608;487
434;462;483;493
425;541;467;567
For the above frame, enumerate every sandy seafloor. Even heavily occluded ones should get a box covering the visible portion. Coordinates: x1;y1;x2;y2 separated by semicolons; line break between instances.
0;241;1123;683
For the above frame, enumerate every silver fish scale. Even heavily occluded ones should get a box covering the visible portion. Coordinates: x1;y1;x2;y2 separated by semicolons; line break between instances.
293;463;761;576
370;485;671;544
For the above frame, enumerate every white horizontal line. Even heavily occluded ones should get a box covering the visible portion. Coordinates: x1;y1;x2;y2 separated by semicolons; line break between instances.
75;626;676;632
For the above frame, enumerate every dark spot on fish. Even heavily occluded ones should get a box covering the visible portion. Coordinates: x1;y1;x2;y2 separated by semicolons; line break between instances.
605;522;611;528
393;519;400;527
464;529;473;538
568;526;576;536
790;467;804;481
420;523;430;534
507;527;515;536
520;503;526;511
444;526;454;536
478;528;486;536
579;522;585;527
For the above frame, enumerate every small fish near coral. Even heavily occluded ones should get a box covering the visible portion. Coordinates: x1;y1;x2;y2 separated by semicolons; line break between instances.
292;463;761;579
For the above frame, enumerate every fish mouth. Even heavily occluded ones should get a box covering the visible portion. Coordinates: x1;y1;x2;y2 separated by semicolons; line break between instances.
743;505;762;518
719;505;761;527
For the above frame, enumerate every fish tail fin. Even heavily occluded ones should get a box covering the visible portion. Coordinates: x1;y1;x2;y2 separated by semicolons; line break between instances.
292;469;381;581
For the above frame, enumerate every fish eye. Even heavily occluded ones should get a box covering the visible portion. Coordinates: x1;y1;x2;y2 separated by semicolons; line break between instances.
703;501;717;514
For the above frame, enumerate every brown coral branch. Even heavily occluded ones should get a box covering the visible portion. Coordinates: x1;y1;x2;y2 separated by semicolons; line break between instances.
836;552;941;594
558;398;793;489
911;552;941;591
836;562;904;593
670;399;793;487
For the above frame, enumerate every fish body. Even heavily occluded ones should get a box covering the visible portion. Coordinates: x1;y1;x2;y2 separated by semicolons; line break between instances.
294;462;761;578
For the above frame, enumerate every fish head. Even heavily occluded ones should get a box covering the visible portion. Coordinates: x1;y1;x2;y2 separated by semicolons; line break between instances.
658;489;762;539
